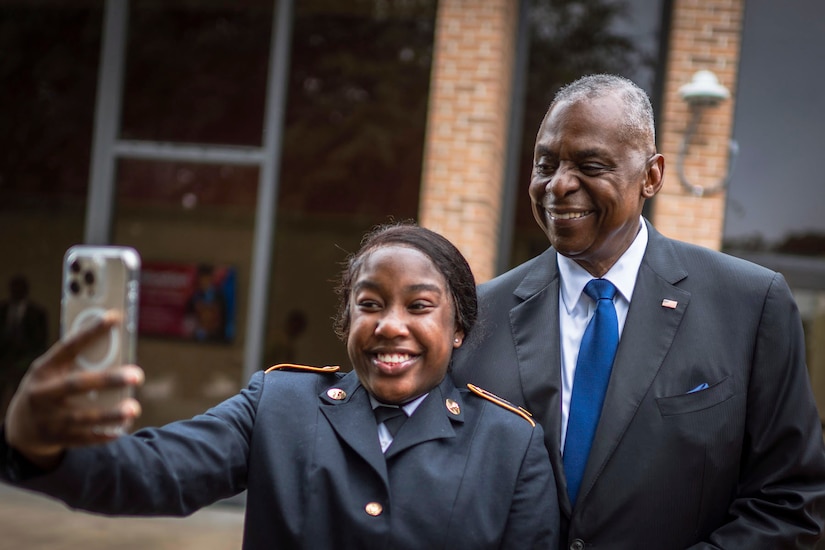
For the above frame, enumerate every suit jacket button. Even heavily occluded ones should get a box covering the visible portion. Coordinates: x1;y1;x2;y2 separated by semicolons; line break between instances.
365;502;383;516
570;539;585;550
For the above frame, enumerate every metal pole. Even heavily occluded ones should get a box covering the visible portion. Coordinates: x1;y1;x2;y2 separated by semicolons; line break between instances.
242;0;295;382
85;0;129;245
496;0;532;275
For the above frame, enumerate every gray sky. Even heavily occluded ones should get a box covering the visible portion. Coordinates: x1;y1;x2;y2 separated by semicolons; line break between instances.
723;0;825;244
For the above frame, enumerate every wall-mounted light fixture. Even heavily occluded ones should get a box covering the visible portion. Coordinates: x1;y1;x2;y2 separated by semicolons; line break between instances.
676;70;739;197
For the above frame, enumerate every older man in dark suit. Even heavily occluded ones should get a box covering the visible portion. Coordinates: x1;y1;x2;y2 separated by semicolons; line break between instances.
452;74;825;549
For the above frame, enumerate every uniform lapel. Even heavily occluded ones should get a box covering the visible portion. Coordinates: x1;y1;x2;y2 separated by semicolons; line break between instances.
319;372;388;482
384;376;463;460
577;221;691;506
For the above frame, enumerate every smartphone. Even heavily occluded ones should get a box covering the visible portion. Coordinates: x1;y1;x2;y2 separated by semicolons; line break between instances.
61;245;141;412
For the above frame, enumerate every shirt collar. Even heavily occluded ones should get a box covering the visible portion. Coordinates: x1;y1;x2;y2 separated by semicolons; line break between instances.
558;217;648;313
369;392;428;417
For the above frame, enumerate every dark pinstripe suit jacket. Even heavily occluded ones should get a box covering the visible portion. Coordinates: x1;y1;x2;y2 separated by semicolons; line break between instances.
452;219;825;549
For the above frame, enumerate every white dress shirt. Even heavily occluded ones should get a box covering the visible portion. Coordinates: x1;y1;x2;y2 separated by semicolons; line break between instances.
558;218;648;451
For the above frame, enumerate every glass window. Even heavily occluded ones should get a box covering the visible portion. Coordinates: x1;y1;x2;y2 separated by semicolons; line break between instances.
121;0;273;146
722;0;825;261
115;159;258;427
263;0;438;370
0;0;438;423
0;2;103;358
722;0;825;420
508;0;667;268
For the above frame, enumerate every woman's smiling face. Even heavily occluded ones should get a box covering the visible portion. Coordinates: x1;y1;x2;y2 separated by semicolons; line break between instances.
346;245;464;404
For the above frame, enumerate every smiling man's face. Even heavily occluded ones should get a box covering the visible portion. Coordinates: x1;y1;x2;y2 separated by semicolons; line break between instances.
529;94;663;277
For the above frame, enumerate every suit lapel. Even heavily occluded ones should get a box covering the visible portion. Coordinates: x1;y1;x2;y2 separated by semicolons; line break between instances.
319;372;388;482
577;222;691;506
509;249;569;513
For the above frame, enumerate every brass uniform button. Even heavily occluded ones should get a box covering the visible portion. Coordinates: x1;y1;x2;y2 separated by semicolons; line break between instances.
365;502;383;516
326;388;347;400
445;398;461;415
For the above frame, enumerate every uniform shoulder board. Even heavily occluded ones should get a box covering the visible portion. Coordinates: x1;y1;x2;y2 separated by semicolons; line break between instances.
265;363;341;374
467;383;535;427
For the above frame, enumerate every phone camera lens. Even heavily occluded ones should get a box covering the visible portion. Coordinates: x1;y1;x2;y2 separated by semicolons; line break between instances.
70;260;82;273
69;280;81;295
84;270;95;285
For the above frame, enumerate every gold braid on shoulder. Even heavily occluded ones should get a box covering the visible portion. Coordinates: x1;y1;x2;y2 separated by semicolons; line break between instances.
265;363;341;374
467;383;536;427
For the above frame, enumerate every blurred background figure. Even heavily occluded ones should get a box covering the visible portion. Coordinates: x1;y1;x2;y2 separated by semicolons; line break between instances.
0;276;48;419
265;309;308;366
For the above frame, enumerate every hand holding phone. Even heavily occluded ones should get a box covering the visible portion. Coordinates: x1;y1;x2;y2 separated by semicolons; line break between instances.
3;246;143;466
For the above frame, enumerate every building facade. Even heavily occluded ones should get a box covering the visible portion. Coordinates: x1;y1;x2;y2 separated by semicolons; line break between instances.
2;0;823;426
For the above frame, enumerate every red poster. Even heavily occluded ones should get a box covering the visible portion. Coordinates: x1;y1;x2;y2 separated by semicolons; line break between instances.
138;261;236;342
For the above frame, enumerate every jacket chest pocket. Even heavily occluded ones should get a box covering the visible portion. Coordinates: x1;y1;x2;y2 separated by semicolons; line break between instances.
656;375;734;416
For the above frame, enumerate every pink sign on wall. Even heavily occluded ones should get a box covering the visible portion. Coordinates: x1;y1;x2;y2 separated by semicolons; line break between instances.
138;261;236;343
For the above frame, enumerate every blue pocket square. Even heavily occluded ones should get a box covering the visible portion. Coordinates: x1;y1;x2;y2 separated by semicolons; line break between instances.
687;382;709;394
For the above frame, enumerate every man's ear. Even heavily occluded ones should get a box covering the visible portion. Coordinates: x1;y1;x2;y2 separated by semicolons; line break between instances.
643;154;665;198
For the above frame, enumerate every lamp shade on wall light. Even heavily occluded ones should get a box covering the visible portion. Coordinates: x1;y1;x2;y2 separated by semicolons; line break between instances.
679;70;730;106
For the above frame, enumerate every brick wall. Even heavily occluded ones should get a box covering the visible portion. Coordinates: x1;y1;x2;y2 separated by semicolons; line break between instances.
418;0;518;282
420;0;745;276
653;0;745;250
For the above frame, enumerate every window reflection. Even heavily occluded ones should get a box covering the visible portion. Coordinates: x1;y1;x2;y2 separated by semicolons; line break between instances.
722;1;825;259
121;0;273;146
278;1;436;219
115;159;257;427
117;158;258;213
509;0;665;267
0;2;103;349
264;1;438;370
0;3;102;210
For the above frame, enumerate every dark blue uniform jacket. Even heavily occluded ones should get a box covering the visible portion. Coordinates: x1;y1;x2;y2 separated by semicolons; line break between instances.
2;369;558;549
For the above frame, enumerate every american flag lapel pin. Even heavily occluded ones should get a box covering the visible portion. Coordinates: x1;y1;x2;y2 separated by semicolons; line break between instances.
661;299;678;309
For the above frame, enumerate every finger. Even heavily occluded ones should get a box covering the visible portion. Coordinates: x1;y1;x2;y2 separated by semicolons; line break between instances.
35;399;142;447
44;419;130;447
32;365;144;403
31;311;122;373
65;399;141;426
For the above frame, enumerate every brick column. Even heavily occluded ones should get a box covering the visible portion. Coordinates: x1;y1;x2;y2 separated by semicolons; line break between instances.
418;0;518;282
654;0;745;250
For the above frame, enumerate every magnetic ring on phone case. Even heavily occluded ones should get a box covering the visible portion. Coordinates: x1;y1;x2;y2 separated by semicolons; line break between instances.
71;307;121;371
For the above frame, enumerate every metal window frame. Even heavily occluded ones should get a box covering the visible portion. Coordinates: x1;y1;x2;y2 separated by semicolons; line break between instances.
86;0;294;383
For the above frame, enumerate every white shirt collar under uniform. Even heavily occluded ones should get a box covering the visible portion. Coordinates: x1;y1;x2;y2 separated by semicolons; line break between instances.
369;392;428;453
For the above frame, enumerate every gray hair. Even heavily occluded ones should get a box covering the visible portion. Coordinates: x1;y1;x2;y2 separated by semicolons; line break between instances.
547;74;656;153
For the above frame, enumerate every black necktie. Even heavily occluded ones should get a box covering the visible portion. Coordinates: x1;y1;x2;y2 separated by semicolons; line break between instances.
374;405;407;437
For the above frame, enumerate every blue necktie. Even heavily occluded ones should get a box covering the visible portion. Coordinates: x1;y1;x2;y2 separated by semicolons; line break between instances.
563;279;619;506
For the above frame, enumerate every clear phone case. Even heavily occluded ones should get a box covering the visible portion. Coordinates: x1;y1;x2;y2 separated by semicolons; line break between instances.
61;245;141;410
